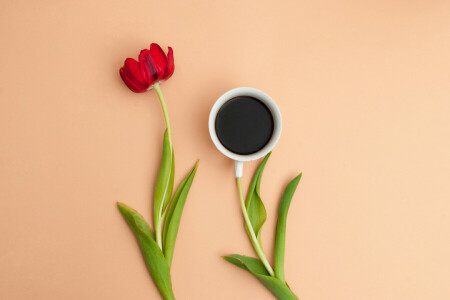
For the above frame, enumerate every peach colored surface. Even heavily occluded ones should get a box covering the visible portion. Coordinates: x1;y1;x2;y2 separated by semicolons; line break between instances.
1;1;449;299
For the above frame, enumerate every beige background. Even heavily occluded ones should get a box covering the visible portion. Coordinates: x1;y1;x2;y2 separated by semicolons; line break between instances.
1;0;449;299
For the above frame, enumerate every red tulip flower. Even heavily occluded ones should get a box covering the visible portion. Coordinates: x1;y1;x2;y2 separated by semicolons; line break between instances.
120;43;174;93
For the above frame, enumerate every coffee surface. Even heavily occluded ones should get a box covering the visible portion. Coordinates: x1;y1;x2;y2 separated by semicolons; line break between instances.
215;96;274;155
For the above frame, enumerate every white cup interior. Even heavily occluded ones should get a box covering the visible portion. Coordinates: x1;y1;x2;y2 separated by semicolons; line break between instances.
209;87;282;162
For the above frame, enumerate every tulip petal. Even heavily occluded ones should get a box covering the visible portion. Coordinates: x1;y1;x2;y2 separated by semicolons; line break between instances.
139;44;167;83
120;58;149;92
165;47;174;79
138;49;157;86
149;43;169;80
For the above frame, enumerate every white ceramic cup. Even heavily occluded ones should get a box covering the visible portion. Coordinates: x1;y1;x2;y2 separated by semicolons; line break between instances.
209;87;282;178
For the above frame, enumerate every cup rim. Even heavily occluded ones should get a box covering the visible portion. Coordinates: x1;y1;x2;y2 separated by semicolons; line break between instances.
208;87;282;162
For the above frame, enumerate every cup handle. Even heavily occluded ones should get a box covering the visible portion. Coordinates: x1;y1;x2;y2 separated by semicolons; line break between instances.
235;160;243;178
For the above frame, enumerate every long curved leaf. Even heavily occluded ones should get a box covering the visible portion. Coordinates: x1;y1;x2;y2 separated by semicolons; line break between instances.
162;176;188;243
163;161;198;266
274;174;302;282
163;151;175;214
154;130;174;236
117;203;175;300
224;254;298;300
246;153;271;241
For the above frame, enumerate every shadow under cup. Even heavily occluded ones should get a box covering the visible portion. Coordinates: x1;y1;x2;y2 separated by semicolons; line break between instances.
209;87;282;163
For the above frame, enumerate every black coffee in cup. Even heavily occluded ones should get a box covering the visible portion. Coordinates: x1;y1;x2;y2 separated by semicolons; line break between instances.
215;96;274;155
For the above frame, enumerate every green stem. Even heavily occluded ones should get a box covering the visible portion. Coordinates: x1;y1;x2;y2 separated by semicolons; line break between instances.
155;203;169;250
236;178;275;276
155;224;163;250
154;84;173;150
153;84;173;250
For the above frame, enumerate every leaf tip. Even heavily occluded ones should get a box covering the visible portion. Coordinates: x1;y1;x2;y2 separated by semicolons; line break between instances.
222;255;236;263
117;202;132;218
189;160;199;176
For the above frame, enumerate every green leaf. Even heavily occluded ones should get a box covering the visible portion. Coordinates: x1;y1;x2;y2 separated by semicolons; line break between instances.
162;177;188;236
117;203;155;240
246;152;271;241
162;176;188;247
163;152;175;214
224;254;299;300
163;161;198;266
224;254;269;275
154;130;174;238
274;173;302;282
117;203;175;300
